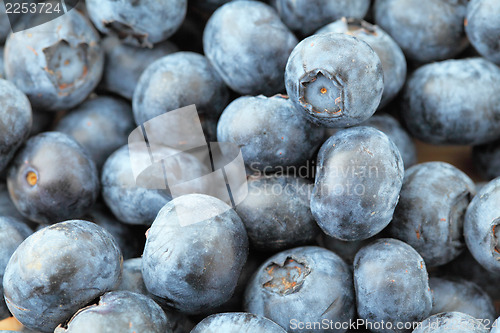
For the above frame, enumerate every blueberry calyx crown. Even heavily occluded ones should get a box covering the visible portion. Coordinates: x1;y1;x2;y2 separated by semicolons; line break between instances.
298;69;345;118
263;257;311;296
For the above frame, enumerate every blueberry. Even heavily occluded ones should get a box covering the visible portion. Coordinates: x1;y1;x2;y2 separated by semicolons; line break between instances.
101;144;208;225
117;258;149;296
4;10;103;111
0;79;32;172
402;58;500;145
117;259;196;333
217;95;324;172
354;238;432;332
142;194;248;314
54;291;170;333
412;312;488;333
374;0;469;64
316;18;407;109
3;220;122;332
203;0;298;95
0;1;22;43
244;246;355;333
203;255;262;315
169;12;205;54
441;250;500;302
55;96;135;170
236;174;319;252
133;51;229;141
0;216;32;320
30;111;55;137
322;235;378;265
465;0;500;65
311;127;404;241
473;181;487;196
0;46;5;79
101;36;178;100
86;0;187;47
0;183;32;225
83;204;144;260
191;312;286;333
472;139;500;180
285;33;383;128
0;2;12;43
464;177;500;274
7;132;99;224
357;114;417;168
190;0;233;13
428;277;495;323
272;0;370;36
165;310;196;333
388;162;475;267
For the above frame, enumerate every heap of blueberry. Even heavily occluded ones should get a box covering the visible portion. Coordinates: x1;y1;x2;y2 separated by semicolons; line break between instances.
1;0;500;332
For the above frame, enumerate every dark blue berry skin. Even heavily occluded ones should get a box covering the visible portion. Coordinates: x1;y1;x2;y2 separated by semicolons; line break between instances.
101;36;178;100
464;177;500;275
165;310;196;333
0;47;5;79
4;11;103;111
217;95;324;172
412;312;488;333
272;0;369;36
3;220;122;333
441;250;500;302
388;162;475;267
0;217;32;320
191;0;233;12
325;114;418;168
316;18;406;109
142;194;249;315
322;236;378;265
83;204;144;260
202;254;262;315
365;116;415;167
30;111;55;137
472;139;500;180
0;183;32;225
54;291;170;333
118;258;149;296
86;0;187;48
133;51;229;141
101;144;209;225
354;238;432;333
101;145;170;226
116;258;195;333
285;33;383;128
374;0;469;64
203;0;298;96
402;58;500;145
169;12;205;54
192;313;286;333
7;132;99;224
466;0;500;65
352;114;417;168
236;175;319;252
0;79;32;172
55;96;135;170
311;127;404;241
429;277;495;323
244;246;355;333
0;3;11;43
